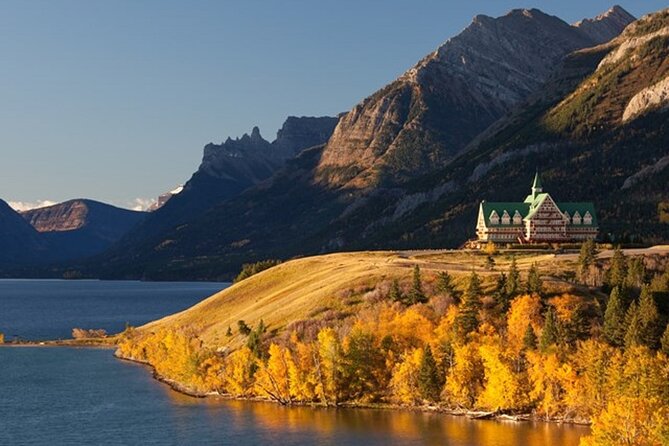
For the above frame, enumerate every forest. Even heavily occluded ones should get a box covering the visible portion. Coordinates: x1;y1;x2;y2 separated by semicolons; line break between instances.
117;243;669;446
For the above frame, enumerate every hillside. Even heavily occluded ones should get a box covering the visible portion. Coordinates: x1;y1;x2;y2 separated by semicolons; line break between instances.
115;246;669;446
0;199;50;266
88;6;642;281
21;199;146;261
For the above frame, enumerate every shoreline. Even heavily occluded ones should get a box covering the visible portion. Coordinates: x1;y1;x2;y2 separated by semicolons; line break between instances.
115;351;591;427
0;339;116;349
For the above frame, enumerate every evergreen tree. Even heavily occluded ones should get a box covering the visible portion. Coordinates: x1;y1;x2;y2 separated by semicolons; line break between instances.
485;255;495;271
407;265;427;305
237;320;251;336
456;271;482;339
661;323;669;356
506;257;520;297
523;324;537;350
526;263;543;295
540;308;559;351
389;279;404;304
603;287;626;347
493;272;510;312
626;257;646;289
226;326;233;337
637;286;661;349
436;271;460;304
623;302;642;349
606;247;627;290
578;239;598;284
246;320;267;359
418;345;442;403
564;303;590;345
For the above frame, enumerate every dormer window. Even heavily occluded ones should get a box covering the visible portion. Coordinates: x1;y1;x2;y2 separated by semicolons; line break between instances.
564;211;570;220
573;211;582;225
489;211;500;225
501;211;511;225
583;211;592;225
513;210;522;225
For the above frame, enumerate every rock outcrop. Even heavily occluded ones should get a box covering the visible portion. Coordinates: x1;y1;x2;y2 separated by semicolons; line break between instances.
316;7;635;188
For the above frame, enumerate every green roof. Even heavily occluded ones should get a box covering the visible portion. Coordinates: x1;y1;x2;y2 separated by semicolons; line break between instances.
481;201;529;227
558;202;598;226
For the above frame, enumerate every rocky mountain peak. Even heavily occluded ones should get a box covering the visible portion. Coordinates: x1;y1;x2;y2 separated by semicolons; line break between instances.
317;6;633;189
574;5;636;44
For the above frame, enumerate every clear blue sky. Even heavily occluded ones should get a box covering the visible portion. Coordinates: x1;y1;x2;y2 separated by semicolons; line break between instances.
0;0;663;210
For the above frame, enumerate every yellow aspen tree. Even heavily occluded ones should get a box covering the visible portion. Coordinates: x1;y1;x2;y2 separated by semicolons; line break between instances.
477;342;526;411
288;333;321;402
317;327;343;405
527;350;571;418
256;343;294;404
506;294;543;356
389;348;423;405
224;346;257;397
444;342;484;408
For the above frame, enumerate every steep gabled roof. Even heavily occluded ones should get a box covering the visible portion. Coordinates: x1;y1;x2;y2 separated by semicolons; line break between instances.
480;201;530;227
559;202;598;226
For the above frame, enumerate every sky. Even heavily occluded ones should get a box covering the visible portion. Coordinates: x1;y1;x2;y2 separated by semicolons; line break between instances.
0;0;664;210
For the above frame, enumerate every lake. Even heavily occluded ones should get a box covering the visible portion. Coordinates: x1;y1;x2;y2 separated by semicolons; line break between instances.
0;280;589;445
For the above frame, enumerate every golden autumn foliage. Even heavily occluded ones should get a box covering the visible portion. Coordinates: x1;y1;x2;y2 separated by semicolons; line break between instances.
114;255;669;446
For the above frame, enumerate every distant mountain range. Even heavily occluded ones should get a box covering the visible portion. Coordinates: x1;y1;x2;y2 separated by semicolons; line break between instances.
3;5;668;281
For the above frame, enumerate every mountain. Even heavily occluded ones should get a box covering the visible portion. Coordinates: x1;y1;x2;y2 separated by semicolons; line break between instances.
0;199;50;266
148;185;184;212
21;199;146;261
315;6;633;188
109;116;339;252
89;6;641;280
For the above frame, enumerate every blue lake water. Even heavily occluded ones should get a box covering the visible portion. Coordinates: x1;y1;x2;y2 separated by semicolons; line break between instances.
0;280;589;445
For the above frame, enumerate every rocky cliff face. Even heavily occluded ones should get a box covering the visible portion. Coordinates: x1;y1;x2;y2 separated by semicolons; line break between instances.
19;200;146;262
104;115;339;256
316;7;635;188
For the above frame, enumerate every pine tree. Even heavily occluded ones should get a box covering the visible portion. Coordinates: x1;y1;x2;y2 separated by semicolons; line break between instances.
623;302;642;349
606;247;627;290
578;239;598;284
540;308;559;351
226;326;233;337
485;255;495;271
506;257;520;297
418;346;442;403
526;263;543;295
408;265;427;305
436;271;460;304
637;286;661;350
456;271;482;339
493;272;510;312
389;279;404;303
238;320;251;336
661;323;669;356
625;257;646;289
523;324;537;350
603;287;626;347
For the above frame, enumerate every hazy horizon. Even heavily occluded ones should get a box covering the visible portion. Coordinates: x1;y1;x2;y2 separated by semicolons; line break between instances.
2;0;664;211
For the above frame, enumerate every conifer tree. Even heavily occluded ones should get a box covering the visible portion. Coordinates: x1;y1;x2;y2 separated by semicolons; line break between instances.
624;302;642;349
637;286;661;350
389;279;404;303
578;239;598;284
540;308;559;351
625;257;646;289
606;247;627;290
506;257;520;297
603;287;626;347
436;271;460;304
408;265;427;305
523;324;537;350
661;323;669;356
526;263;543;295
456;271;482;339
418;345;442;402
485;255;495;271
494;272;510;311
226;326;233;337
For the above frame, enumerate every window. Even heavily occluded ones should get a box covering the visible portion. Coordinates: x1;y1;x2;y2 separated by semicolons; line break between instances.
513;210;522;225
501;211;511;225
583;211;592;225
573;211;582;225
